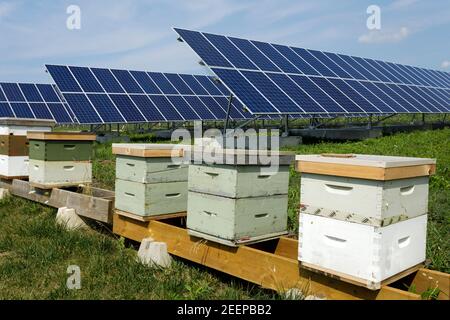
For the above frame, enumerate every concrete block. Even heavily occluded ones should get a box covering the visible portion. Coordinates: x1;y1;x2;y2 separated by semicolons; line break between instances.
56;207;89;230
280;135;302;147
0;188;10;200
137;237;172;268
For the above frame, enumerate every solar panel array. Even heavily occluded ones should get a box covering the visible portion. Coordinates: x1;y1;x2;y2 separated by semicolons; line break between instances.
0;82;73;123
174;28;450;116
46;65;262;124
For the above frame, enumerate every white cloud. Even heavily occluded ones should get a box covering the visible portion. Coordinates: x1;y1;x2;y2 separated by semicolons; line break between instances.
388;0;420;10
441;60;450;69
358;27;409;44
0;1;16;17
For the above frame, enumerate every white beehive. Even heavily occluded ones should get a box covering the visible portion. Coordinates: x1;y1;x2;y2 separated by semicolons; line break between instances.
0;155;29;177
0;118;54;135
296;154;436;226
0;118;54;178
299;213;427;290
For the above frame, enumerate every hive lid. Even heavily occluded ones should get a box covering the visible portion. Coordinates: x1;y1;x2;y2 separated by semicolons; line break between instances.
112;143;190;158
295;154;436;180
190;147;295;166
0;118;56;127
27;131;96;141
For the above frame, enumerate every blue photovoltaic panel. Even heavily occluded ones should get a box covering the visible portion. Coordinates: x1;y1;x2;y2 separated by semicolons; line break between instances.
48;65;250;124
147;72;178;94
130;71;161;94
165;74;194;94
69;66;104;93
91;68;125;93
1;83;25;101
148;95;183;121
129;95;166;121
10;102;34;118
0;82;73;123
0;102;14;117
45;65;81;92
175;28;449;115
111;69;144;94
19;83;43;102
29;103;53;119
109;94;146;122
179;74;208;95
87;94;125;123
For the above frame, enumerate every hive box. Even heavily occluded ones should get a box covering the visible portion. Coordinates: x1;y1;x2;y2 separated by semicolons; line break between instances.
113;143;191;218
27;132;96;188
296;154;436;226
0;118;54;178
0;118;54;135
298;213;427;290
187;148;295;246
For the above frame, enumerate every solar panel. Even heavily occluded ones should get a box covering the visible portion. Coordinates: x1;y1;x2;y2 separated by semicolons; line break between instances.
0;82;74;123
47;65;255;124
174;28;450;115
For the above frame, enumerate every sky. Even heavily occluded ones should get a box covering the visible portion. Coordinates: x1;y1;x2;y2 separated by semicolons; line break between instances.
0;0;449;83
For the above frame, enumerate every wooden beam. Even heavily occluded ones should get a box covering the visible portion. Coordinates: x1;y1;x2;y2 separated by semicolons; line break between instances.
296;161;436;181
111;146;183;158
115;209;186;222
112;214;422;300
27;132;96;141
410;268;450;300
11;180;114;224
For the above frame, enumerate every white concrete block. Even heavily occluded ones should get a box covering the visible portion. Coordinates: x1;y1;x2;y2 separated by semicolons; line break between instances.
137;237;172;268
56;207;89;230
0;188;10;200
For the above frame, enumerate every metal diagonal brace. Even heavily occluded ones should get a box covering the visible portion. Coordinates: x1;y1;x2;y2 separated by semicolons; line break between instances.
223;94;234;134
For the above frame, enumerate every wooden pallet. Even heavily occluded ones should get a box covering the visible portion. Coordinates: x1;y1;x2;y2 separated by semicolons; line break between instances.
113;213;449;300
115;209;186;222
11;179;114;224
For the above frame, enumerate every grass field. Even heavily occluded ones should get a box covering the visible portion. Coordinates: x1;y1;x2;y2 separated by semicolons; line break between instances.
0;128;448;299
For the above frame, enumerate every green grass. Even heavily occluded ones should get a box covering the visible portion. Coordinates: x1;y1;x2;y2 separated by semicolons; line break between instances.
0;196;279;299
0;128;448;299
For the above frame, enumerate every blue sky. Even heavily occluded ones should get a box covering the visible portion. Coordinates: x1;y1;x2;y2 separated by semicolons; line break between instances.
0;0;449;83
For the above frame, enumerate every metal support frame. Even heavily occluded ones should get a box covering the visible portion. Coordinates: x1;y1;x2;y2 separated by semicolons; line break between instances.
367;114;373;129
223;94;233;133
422;113;426;125
370;114;397;126
282;114;289;137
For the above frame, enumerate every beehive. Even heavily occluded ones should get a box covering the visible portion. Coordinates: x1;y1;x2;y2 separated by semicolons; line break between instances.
0;118;54;178
295;153;435;289
113;143;190;217
27;132;96;188
299;213;427;290
296;154;436;226
187;148;294;246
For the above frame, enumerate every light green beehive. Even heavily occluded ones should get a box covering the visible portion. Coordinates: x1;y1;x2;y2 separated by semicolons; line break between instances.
187;148;295;246
112;143;191;217
115;179;188;216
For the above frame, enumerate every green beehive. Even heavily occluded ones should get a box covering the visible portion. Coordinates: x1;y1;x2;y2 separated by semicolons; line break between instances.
187;149;295;246
29;140;93;161
115;179;188;216
116;155;188;183
112;143;191;218
26;132;96;188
